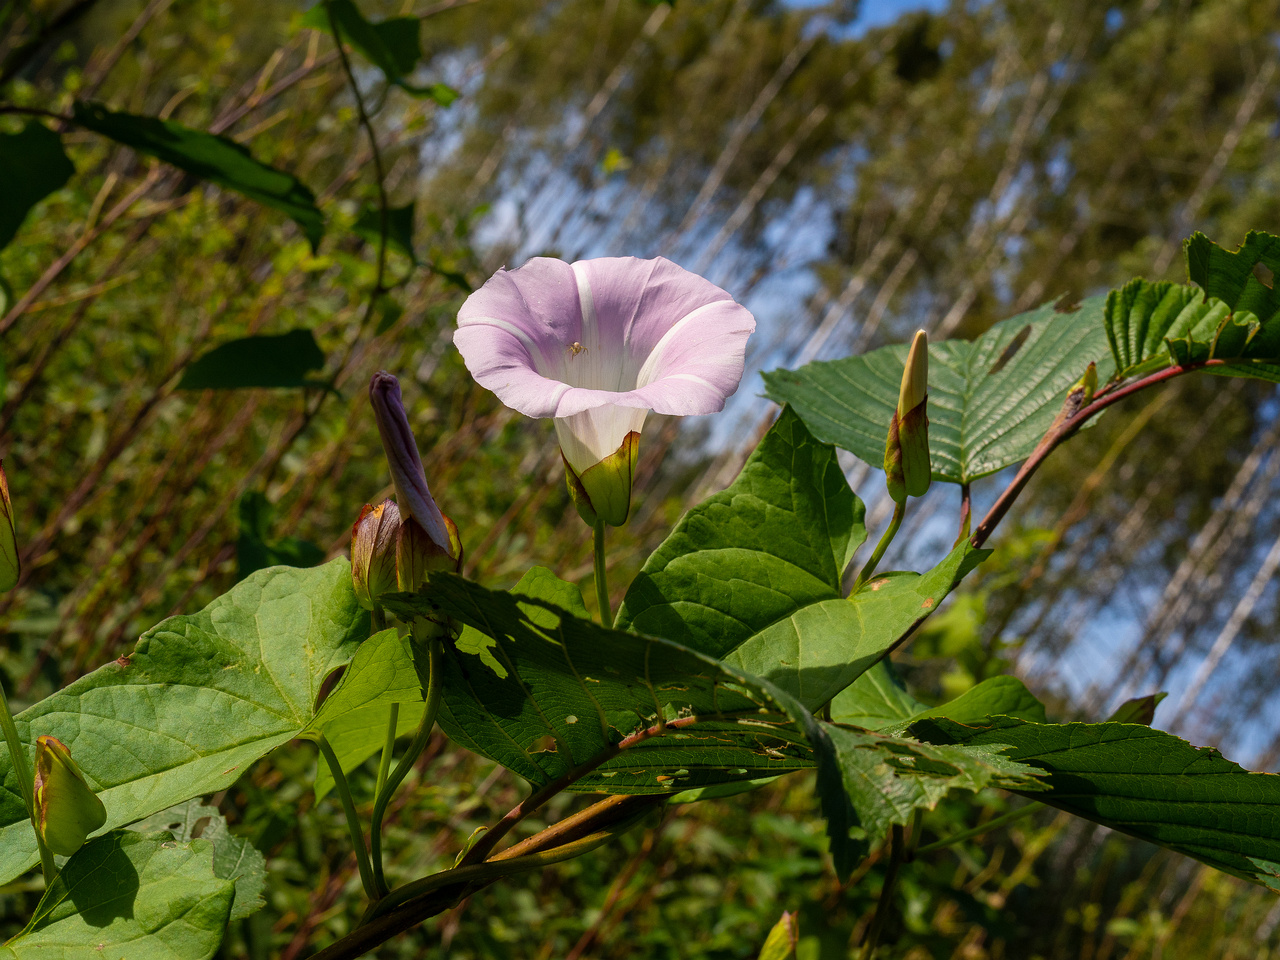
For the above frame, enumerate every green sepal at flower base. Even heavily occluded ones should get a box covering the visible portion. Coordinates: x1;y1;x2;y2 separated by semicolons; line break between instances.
33;735;107;857
884;330;931;503
0;460;18;593
563;430;640;527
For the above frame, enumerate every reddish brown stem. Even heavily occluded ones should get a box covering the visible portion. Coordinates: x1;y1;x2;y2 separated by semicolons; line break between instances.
970;361;1219;548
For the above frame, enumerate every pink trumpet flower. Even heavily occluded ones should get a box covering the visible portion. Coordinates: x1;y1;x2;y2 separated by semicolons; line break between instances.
454;256;756;526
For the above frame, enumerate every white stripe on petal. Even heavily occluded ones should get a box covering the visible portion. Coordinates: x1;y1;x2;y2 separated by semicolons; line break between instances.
635;301;729;387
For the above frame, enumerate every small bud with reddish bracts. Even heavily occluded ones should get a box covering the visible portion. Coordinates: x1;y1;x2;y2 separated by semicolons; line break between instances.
350;499;401;610
885;330;932;502
1050;361;1097;434
33;735;106;857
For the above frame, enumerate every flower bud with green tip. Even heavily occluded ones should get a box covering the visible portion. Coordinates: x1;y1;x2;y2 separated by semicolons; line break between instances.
350;499;401;610
0;461;18;593
884;330;931;503
33;735;106;857
563;432;639;527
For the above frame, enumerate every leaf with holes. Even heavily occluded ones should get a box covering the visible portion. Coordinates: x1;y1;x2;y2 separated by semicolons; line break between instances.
762;299;1115;483
813;719;1045;877
0;831;234;959
0;560;368;885
616;408;988;710
1106;232;1280;382
127;800;265;922
911;716;1280;889
384;568;815;796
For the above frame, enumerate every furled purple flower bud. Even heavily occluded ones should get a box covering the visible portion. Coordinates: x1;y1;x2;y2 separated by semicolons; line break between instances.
350;499;401;610
33;735;106;857
368;372;461;571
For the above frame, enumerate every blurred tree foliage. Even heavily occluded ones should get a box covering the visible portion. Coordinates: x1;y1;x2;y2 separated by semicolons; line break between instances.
3;0;1280;956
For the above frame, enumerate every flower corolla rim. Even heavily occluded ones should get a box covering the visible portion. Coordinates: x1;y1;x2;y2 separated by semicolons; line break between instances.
454;255;756;471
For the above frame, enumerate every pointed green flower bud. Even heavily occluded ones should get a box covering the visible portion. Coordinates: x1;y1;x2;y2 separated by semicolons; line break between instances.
563;431;640;528
350;499;401;610
0;461;18;593
884;330;931;503
33;735;106;857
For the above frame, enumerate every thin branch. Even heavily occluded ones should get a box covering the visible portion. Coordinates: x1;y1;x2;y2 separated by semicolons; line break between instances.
970;361;1221;548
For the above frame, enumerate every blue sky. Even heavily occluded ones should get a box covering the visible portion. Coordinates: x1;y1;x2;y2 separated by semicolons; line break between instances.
783;0;951;33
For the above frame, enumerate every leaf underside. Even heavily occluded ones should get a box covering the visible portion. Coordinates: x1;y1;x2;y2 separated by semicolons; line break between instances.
763;298;1116;484
913;716;1280;890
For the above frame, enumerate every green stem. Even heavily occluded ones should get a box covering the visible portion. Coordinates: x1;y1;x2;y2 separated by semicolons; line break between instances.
914;802;1042;855
853;499;906;592
0;678;54;884
375;704;399;800
370;637;443;897
316;733;378;900
367;825;620;922
593;519;612;628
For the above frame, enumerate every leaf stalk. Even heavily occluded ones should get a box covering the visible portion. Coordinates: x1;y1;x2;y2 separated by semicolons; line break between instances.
315;733;378;900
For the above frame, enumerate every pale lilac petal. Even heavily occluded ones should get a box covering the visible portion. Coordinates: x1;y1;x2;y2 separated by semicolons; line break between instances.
573;256;734;363
454;254;756;470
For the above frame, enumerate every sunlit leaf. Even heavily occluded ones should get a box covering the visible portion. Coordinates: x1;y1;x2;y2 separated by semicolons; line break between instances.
127;799;266;922
0;560;368;885
912;715;1280;890
762;300;1115;483
72;102;324;249
0;831;234;959
177;329;325;391
617;408;987;710
0;122;74;250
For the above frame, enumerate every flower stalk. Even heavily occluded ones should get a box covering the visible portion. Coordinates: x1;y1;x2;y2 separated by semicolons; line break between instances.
593;519;612;628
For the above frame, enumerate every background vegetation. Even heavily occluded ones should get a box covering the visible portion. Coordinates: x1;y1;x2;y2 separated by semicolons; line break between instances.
3;0;1280;956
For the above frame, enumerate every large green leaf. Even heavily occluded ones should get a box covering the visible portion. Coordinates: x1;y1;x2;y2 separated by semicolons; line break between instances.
912;716;1280;889
385;568;816;796
301;0;457;104
0;831;234;959
0;560;368;885
177;330;326;391
71;102;323;249
0;122;75;250
1106;232;1280;382
762;299;1115;483
616;408;987;709
127;800;265;922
